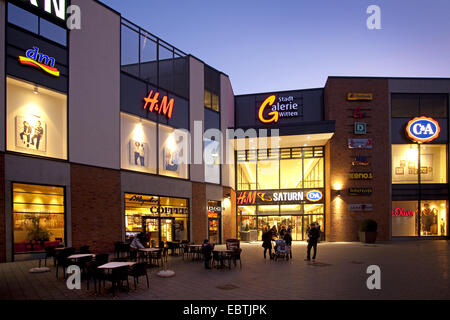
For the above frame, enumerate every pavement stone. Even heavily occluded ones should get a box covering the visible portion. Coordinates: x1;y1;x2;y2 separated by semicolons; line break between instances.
0;241;449;300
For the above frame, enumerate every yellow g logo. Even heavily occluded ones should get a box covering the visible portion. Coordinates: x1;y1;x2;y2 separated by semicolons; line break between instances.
258;95;279;123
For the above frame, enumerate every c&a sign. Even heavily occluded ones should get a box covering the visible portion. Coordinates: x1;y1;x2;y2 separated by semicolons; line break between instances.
258;95;301;124
143;90;175;119
406;117;440;143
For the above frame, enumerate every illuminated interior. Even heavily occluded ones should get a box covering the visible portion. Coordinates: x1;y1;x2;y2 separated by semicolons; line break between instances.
392;144;447;184
13;183;65;254
125;193;189;245
392;200;448;237
6;77;67;160
236;146;325;241
158;124;188;179
208;200;221;244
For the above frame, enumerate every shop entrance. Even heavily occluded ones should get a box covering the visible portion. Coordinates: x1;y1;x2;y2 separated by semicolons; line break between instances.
143;217;174;246
208;219;221;244
255;215;324;241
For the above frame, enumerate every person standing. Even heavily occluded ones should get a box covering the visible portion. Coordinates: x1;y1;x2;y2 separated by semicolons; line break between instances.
284;230;293;259
306;223;320;261
262;228;273;259
202;239;214;269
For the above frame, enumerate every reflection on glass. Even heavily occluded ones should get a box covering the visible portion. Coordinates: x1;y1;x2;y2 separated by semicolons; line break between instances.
258;205;279;216
392;201;418;237
237;162;257;190
280;159;302;189
305;204;324;214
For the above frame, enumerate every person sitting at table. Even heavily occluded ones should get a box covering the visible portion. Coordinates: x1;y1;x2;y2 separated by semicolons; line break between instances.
130;233;145;250
202;239;214;270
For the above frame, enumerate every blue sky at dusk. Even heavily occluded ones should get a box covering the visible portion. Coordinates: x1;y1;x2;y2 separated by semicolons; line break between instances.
101;0;450;94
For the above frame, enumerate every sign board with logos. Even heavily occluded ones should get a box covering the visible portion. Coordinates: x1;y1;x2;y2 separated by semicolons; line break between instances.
348;188;373;196
352;155;370;166
19;47;60;77
349;172;373;180
348;204;373;212
258;94;302;124
143;90;175;119
236;190;324;205
347;93;373;101
406;117;440;143
348;138;373;149
354;122;367;135
392;208;415;217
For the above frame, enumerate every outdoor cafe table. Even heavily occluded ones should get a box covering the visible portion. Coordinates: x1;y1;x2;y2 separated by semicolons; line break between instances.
97;262;136;296
213;250;234;269
138;248;162;266
67;254;95;261
167;241;181;256
187;244;203;261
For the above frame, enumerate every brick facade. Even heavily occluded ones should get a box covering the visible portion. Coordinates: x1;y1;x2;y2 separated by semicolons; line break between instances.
0;153;5;262
191;182;207;243
325;78;391;241
70;164;122;253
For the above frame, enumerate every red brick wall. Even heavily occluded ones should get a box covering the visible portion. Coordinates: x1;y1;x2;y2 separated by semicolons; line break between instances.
0;153;5;262
70;164;122;253
191;182;207;243
325;78;391;241
223;187;236;241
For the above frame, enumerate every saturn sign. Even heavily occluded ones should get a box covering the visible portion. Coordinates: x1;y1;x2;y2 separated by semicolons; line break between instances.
306;190;323;202
406;117;440;143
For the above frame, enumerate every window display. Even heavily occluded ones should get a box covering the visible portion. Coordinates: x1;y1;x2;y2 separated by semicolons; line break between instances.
392;144;447;184
204;139;221;184
7;77;67;159
13;183;65;254
159;124;188;179
421;201;447;237
121;113;157;174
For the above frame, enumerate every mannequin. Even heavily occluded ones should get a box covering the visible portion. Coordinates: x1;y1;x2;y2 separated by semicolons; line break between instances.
421;203;438;236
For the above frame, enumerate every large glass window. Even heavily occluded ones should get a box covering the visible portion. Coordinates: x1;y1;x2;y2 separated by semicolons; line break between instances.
392;144;447;184
204;138;221;184
280;159;302;189
7;77;67;160
392;200;447;237
120;113;157;174
158;124;188;179
257;160;279;190
237;162;257;190
125;193;189;243
13;183;65;254
392;93;448;118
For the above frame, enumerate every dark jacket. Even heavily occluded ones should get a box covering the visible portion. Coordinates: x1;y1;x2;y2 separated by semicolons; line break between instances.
308;228;320;243
202;243;214;258
262;231;273;249
283;233;292;246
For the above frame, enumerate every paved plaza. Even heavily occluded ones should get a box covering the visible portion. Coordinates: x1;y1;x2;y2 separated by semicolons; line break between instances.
0;240;449;300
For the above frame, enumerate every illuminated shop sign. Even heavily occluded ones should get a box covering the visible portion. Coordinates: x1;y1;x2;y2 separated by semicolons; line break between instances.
306;190;323;202
208;206;222;212
149;206;188;215
348;138;373;149
13;0;67;20
406;117;440;143
18;47;60;77
236;190;323;205
143;90;175;119
347;93;373;101
352;155;370;166
129;195;158;205
354;122;367;135
348;188;373;196
349;172;373;180
258;95;301;124
353;107;366;119
348;204;373;212
392;208;415;217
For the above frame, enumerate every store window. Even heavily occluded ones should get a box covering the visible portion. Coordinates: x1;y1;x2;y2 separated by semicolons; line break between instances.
125;193;189;245
392;144;447;184
204;138;221;184
257;159;279;190
280;159;302;189
392;200;447;237
158;124;189;179
6;77;67;160
237;162;257;190
208;201;222;244
13;183;65;254
121;113;157;174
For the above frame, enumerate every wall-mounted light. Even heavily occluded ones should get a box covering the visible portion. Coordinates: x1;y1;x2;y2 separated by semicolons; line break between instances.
336;190;342;197
33;85;39;95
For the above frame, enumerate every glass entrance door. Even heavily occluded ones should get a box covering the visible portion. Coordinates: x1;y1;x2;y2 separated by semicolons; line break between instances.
143;218;159;247
208;219;221;244
161;219;174;243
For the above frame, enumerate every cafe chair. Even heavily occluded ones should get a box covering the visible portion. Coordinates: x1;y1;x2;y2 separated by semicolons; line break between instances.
231;248;242;269
44;246;57;267
104;266;130;297
55;249;73;279
128;262;149;290
79;245;90;254
94;253;110;265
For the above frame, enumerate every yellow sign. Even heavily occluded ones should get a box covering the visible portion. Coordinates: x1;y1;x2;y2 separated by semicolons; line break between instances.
347;93;373;101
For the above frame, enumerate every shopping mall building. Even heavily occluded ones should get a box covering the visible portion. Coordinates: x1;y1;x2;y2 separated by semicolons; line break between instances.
0;0;448;262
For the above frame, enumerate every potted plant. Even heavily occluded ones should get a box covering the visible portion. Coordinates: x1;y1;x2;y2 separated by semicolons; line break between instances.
359;219;378;243
26;216;52;246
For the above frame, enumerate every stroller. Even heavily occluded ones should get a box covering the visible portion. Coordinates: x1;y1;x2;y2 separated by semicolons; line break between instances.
273;239;290;261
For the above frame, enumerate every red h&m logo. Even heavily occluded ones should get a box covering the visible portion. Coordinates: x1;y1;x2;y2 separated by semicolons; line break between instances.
237;191;257;205
143;90;175;119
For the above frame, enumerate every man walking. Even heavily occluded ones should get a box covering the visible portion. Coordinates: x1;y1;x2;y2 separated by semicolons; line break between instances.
305;223;320;261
